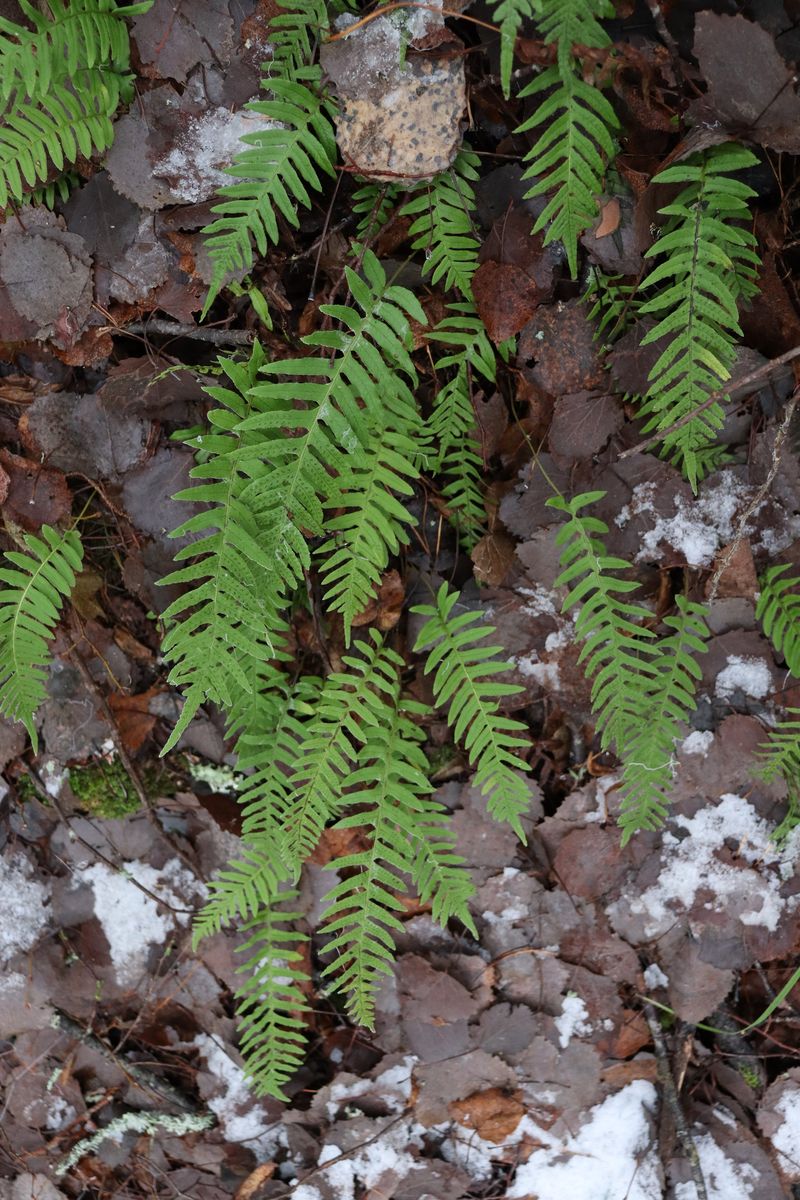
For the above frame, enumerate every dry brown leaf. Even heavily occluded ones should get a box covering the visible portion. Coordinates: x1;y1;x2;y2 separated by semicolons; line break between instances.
594;197;621;238
473;261;540;343
471;530;515;586
449;1087;525;1141
235;1162;276;1200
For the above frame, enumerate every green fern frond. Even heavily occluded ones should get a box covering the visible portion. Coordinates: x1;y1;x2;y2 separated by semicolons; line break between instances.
0;0;148;105
584;269;638;347
235;889;310;1099
403;148;481;301
265;0;330;76
636;143;760;489
158;344;280;753
319;693;472;1026
426;305;505;546
757;711;800;846
319;426;419;643
0;71;125;209
617;597;708;843
756;565;800;676
413;583;532;836
282;634;402;872
202;75;337;314
487;0;540;97
232;252;425;635
0;525;83;750
516;0;618;277
547;490;660;752
351;178;402;242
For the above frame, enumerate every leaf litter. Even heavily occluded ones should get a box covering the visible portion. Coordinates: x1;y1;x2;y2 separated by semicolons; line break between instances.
1;1;800;1199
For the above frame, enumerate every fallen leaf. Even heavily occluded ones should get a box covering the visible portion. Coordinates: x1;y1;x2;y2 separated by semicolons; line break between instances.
471;530;516;586
108;688;160;754
449;1087;525;1141
473;261;540;342
594;197;621;238
0;449;72;531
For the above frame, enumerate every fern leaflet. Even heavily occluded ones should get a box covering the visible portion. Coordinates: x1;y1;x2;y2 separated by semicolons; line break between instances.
0;525;83;750
488;0;541;98
636;143;760;489
234;888;310;1099
320;691;473;1026
516;0;618;277
403;148;481;301
413;583;532;836
757;711;800;846
755;565;800;676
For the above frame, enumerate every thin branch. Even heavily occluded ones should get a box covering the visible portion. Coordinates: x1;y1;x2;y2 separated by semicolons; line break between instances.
108;319;255;346
707;386;799;600
643;1002;709;1200
620;345;800;460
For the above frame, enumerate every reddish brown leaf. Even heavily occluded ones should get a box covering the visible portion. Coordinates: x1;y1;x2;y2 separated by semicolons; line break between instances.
473;261;540;342
449;1087;525;1141
0;449;72;531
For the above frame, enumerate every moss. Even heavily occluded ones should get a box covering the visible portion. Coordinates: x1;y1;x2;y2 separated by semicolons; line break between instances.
70;758;141;819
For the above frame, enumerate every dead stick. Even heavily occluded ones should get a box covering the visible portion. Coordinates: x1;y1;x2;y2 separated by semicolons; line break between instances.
643;1003;709;1200
324;2;500;41
110;319;255;346
619;345;800;460
707;386;799;600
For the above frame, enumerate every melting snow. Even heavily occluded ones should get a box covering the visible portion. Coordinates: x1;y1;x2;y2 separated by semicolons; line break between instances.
554;993;592;1048
289;1119;425;1199
642;963;669;990
628;472;757;567
0;853;50;964
674;1133;761;1199
324;1057;416;1120
194;1034;286;1161
681;730;714;756
714;655;773;702
507;1081;661;1200
518;583;558;618
81;858;204;986
154;106;279;204
612;794;790;938
516;652;561;689
765;1084;800;1178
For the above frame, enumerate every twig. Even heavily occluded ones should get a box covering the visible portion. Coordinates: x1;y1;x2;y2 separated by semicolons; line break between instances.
643;1002;709;1200
323;2;500;42
108;319;255;346
707;386;799;600
619;344;800;460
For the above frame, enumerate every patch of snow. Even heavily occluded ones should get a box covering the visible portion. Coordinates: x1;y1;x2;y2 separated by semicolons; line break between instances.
153;105;280;204
516;652;560;690
194;1034;286;1161
633;472;756;567
681;730;714;756
0;853;50;964
518;584;558;618
585;773;620;823
674;1132;760;1199
642;963;669;990
611;794;790;938
481;905;527;926
325;1056;416;1120
713;1105;737;1128
554;993;592;1048
507;1081;661;1200
715;655;772;702
40;758;69;797
311;1119;425;1200
44;1095;76;1131
766;1084;800;1178
545;621;573;652
80;858;204;986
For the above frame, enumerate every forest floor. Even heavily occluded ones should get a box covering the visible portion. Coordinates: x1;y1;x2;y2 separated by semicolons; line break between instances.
3;1;800;1198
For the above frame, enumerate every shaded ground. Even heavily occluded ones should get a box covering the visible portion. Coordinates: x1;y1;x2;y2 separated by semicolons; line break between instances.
3;1;800;1198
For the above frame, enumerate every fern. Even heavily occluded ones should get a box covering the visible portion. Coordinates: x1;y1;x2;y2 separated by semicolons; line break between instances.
234;888;311;1099
617;597;709;842
489;0;540;97
158;344;278;753
403;148;481;302
584;269;638;348
427;305;506;547
636;143;760;490
351;178;402;242
413;583;532;836
548;492;710;838
0;1;148;210
757;711;800;846
236;252;426;637
320;688;473;1025
755;565;800;676
516;0;619;277
0;525;83;750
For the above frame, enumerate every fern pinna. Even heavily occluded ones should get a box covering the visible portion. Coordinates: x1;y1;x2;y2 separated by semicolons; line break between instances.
516;0;619;277
636;143;760;489
755;567;800;842
0;525;83;750
0;0;151;210
202;0;336;312
548;492;708;840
